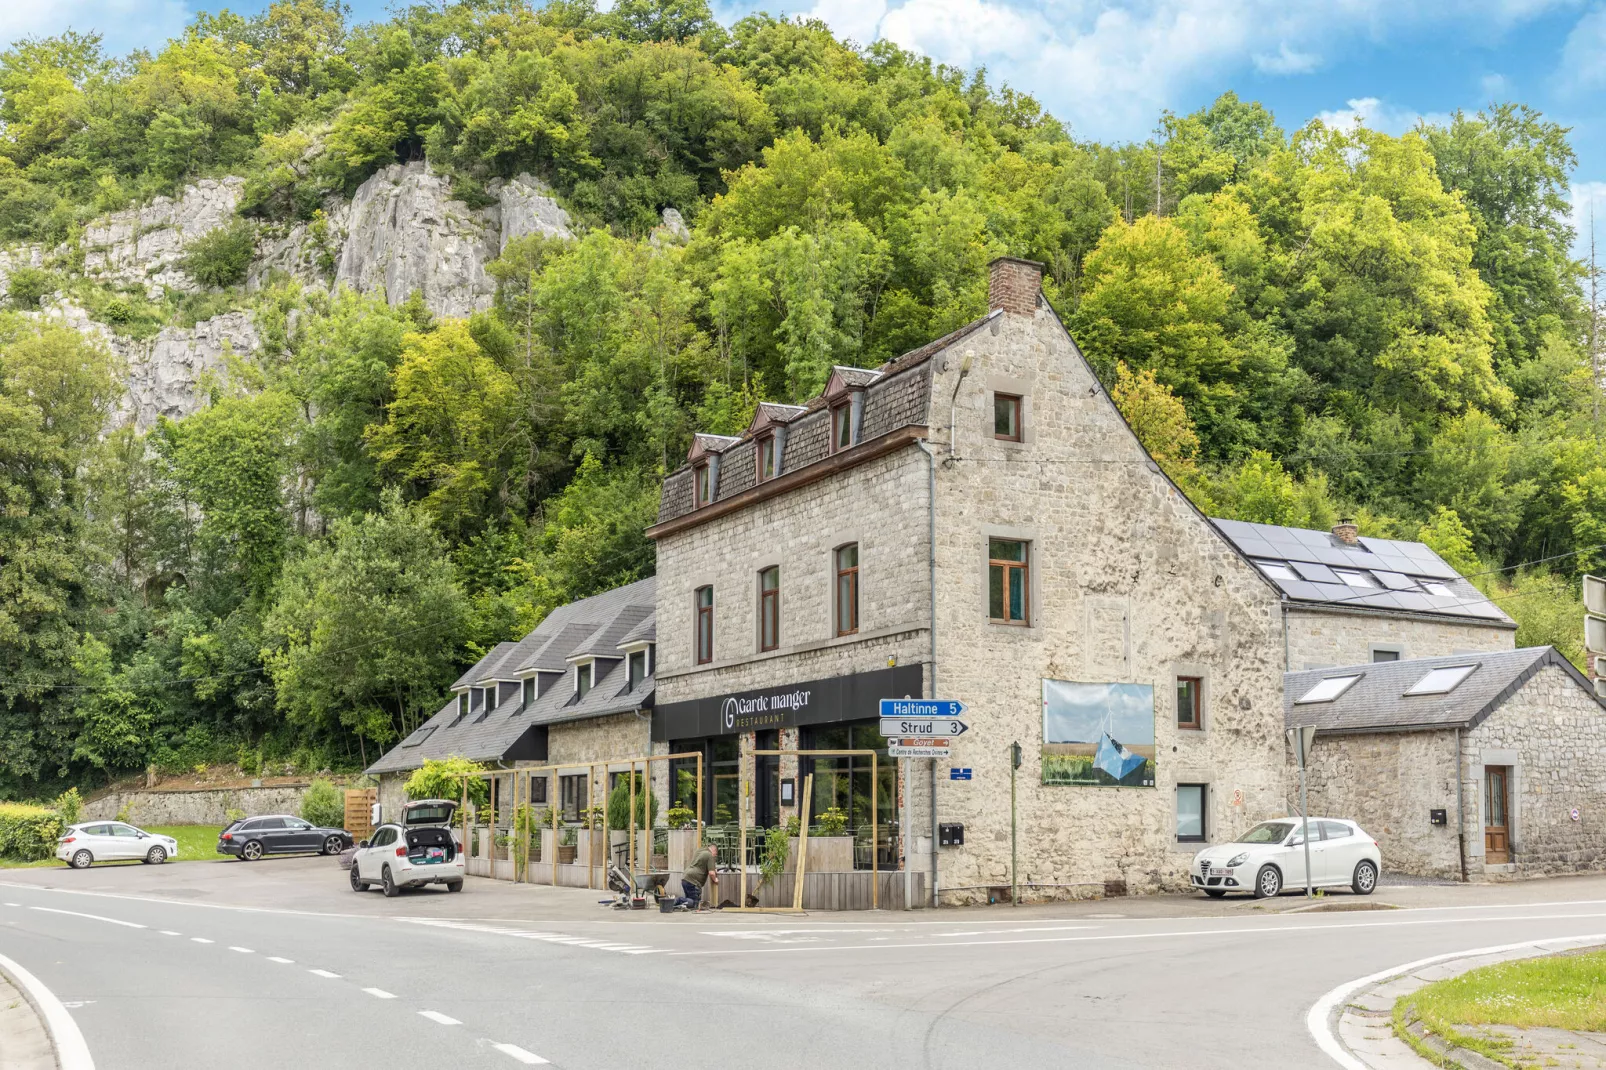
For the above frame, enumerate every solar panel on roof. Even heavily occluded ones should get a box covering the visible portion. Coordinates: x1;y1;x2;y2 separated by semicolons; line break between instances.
1373;571;1417;591
1291;561;1340;584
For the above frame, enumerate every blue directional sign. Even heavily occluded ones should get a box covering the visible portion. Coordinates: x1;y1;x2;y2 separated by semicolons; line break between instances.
879;698;966;719
950;768;973;781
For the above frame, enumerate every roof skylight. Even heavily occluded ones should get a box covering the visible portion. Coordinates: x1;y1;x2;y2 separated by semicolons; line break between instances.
1421;581;1455;597
1256;561;1297;581
1332;569;1376;588
1404;664;1478;696
401;726;436;748
1295;674;1363;704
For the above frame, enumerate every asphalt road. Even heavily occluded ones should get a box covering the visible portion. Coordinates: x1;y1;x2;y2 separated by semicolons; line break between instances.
5;857;1606;1069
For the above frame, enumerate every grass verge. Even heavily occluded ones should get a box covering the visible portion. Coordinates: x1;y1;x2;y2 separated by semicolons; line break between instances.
1393;948;1606;1069
0;825;224;869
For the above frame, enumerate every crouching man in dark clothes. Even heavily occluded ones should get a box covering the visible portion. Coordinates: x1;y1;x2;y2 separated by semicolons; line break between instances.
678;843;717;911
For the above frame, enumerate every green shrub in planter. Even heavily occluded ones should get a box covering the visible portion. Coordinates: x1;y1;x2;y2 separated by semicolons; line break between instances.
666;805;695;829
300;779;344;829
814;806;849;837
606;774;659;830
0;803;64;861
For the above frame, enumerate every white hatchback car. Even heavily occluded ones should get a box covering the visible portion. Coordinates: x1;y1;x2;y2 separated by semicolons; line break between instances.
349;800;465;897
57;822;179;869
1191;817;1381;899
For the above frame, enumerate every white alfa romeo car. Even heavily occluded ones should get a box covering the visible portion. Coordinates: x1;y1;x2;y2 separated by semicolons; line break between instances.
349;799;465;897
1191;817;1381;899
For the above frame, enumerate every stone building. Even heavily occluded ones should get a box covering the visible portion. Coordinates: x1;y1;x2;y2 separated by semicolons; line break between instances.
1285;647;1606;880
647;258;1293;903
367;578;658;822
1211;519;1516;670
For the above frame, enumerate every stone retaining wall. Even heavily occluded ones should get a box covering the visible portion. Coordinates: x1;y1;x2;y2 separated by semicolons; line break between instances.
82;785;314;826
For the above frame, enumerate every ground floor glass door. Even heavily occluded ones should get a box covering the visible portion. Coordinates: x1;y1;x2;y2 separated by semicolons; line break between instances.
802;719;899;869
1484;765;1511;864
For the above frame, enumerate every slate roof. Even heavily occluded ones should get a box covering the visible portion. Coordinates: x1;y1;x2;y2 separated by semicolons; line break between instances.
1283;647;1597;734
1212;518;1513;626
367;577;657;775
655;310;1001;525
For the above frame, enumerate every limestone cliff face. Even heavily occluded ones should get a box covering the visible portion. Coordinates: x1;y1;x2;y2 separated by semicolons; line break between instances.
334;162;571;318
5;163;573;423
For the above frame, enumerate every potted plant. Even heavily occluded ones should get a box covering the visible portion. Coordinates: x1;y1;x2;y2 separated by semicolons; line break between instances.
748;824;791;907
807;805;855;872
557;824;578;865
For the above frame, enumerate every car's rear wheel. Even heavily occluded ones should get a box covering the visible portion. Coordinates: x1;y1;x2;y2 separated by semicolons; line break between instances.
144;846;167;865
241;840;263;861
1253;864;1282;899
323;835;344;856
349;865;367;892
70;849;93;870
1204;888;1227;898
1352;860;1378;896
446;880;463;893
381;865;399;898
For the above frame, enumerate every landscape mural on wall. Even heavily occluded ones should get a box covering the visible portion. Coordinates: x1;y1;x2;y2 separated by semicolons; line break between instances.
1042;680;1157;787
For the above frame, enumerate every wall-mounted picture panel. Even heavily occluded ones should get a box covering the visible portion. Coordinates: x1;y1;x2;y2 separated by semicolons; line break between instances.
1042;679;1156;787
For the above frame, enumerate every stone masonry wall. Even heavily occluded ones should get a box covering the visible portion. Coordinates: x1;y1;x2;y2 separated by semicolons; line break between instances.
82;785;314;825
1285;609;1514;671
1464;664;1606;879
924;306;1290;902
1297;730;1463;879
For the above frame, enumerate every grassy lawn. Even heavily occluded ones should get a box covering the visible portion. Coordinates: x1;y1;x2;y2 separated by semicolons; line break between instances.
0;825;225;869
1395;948;1606;1066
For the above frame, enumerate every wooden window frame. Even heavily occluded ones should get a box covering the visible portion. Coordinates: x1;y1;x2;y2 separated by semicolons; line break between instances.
1176;676;1203;730
835;544;860;636
988;539;1030;624
994;393;1023;442
694;463;711;507
1176;783;1207;843
756;435;777;482
758;566;780;652
695;586;714;665
830;404;853;453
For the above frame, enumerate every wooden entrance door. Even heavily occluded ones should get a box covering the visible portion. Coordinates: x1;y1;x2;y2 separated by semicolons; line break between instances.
1484;766;1511;864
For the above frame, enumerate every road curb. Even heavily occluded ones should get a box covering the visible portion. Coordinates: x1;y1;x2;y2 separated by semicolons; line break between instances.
0;951;95;1070
1307;933;1606;1069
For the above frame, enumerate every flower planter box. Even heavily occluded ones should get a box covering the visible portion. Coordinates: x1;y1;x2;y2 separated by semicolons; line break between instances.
557;845;577;865
789;836;854;873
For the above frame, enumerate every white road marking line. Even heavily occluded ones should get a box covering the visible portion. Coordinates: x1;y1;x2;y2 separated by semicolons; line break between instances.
29;906;144;929
228;946;253;953
491;1042;548;1064
190;937;213;944
308;969;340;978
668;909;1606;956
1305;933;1606;1070
418;1011;460;1026
267;957;293;964
0;949;95;1070
3;902;18;907
362;988;396;999
159;930;181;936
397;917;666;955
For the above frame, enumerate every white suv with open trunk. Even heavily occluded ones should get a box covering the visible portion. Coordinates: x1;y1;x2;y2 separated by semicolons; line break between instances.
349;799;465;896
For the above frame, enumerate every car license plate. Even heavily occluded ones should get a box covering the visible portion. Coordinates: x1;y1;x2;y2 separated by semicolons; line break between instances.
1208;866;1231;876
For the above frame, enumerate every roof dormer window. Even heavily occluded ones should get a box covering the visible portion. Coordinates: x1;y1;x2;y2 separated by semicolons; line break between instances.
575;661;593;699
694;463;712;507
831;404;852;453
756;435;778;482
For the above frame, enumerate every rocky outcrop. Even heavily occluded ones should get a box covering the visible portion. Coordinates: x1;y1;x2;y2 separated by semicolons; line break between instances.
335;162;571;318
651;207;691;248
32;302;259;431
0;243;48;299
81;177;245;298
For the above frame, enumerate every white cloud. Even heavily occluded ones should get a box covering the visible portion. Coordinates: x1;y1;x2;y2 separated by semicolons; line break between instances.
1312;96;1453;135
879;0;1048;68
804;0;888;47
1253;42;1321;75
1480;72;1510;98
0;0;191;55
1558;5;1606;93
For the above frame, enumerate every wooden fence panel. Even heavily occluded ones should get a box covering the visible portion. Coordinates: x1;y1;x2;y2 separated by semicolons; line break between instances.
344;789;377;841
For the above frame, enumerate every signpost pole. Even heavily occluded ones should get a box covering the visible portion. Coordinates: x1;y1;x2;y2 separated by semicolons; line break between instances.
1010;742;1019;908
902;757;912;912
1288;725;1315;899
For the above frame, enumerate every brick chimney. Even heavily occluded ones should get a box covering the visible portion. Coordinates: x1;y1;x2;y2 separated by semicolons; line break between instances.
1333;518;1359;545
988;256;1044;316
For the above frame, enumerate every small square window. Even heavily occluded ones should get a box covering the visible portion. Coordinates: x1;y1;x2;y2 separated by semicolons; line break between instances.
994;394;1022;441
1371;648;1401;663
1177;784;1206;842
1176;677;1202;729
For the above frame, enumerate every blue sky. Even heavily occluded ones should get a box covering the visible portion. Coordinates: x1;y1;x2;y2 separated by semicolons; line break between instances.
10;1;1606;256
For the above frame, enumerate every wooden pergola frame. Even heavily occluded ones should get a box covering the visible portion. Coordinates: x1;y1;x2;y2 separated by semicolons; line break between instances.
457;751;704;890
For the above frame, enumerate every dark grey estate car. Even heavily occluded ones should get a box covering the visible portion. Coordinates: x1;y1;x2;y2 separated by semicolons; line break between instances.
217;815;352;861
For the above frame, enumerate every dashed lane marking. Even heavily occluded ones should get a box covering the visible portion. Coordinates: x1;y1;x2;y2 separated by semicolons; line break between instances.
159;930;180;936
490;1042;548;1064
3;902;18;907
30;906;145;929
267;956;293;964
190;937;213;944
419;1011;460;1026
308;968;340;978
228;946;254;954
363;988;396;999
